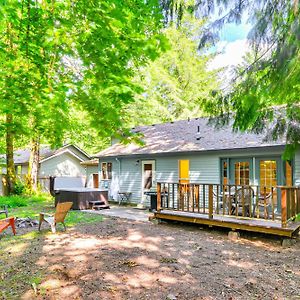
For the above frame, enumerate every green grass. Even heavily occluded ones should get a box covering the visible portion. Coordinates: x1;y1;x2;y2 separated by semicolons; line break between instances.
0;193;50;208
0;194;103;225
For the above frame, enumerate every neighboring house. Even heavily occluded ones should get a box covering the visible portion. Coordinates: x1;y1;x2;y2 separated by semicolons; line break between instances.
0;144;90;193
93;117;300;208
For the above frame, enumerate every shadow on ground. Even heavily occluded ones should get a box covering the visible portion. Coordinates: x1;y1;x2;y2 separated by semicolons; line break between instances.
1;217;300;300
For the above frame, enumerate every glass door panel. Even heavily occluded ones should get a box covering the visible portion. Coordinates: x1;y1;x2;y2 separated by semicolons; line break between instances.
259;160;277;195
143;164;153;190
235;161;250;185
255;157;282;212
230;158;253;186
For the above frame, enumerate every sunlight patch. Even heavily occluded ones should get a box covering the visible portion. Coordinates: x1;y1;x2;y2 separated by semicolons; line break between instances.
5;242;28;255
228;259;254;269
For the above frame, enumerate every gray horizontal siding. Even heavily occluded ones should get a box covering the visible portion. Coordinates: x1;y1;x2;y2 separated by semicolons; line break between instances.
86;166;98;187
97;147;298;207
119;158;142;204
40;152;86;177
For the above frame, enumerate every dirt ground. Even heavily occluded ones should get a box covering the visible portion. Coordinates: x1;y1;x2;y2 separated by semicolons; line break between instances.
3;216;300;300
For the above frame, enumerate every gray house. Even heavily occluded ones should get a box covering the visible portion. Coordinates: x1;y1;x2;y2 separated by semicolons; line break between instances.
0;144;90;194
93;118;300;208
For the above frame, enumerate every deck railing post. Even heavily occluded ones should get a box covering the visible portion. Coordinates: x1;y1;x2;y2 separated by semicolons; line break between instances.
209;184;213;219
157;183;161;211
281;187;287;228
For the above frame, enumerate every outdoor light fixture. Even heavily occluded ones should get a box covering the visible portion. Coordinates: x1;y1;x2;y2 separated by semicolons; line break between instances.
135;160;140;165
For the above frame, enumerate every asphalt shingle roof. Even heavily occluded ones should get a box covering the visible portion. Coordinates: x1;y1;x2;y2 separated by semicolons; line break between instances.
95;118;285;158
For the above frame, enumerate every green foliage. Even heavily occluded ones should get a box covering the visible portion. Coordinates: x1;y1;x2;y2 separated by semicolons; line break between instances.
163;1;300;157
0;194;50;210
0;0;167;185
124;13;219;126
13;180;26;195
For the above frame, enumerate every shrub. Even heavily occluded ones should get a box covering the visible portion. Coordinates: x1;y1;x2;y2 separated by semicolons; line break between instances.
14;181;26;195
0;193;52;208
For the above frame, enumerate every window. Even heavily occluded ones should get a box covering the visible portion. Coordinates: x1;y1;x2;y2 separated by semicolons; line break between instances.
221;160;228;190
101;162;112;180
222;160;228;185
234;162;250;185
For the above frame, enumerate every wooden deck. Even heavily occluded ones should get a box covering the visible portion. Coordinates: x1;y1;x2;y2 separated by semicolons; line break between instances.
154;210;300;237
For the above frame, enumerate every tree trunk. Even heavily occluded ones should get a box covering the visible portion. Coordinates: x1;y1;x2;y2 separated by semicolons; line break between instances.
6;113;16;195
27;137;40;192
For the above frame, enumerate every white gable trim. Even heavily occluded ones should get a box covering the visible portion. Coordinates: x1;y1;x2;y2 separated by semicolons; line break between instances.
39;149;85;164
59;144;91;160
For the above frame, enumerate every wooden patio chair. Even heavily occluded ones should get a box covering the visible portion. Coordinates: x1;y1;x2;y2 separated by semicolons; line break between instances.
38;202;73;233
0;217;16;235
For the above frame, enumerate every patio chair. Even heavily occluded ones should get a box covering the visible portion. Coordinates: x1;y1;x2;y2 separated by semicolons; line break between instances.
232;186;254;217
0;217;16;235
254;188;275;219
38;202;73;233
0;205;8;218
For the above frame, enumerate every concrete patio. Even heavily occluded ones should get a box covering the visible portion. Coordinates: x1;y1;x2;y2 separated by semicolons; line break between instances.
82;205;152;222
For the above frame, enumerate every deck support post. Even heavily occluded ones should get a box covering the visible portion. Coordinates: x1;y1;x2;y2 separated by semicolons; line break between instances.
157;183;161;211
208;184;213;219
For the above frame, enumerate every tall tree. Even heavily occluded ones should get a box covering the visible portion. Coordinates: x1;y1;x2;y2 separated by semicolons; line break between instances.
162;0;300;157
124;14;219;126
0;0;165;193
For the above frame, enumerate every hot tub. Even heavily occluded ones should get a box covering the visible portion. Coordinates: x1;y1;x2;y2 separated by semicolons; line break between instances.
54;188;109;210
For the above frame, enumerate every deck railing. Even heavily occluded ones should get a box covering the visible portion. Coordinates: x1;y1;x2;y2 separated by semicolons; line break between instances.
157;182;300;228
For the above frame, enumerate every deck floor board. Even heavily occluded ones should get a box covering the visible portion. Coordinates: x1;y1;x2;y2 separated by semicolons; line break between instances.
155;210;300;237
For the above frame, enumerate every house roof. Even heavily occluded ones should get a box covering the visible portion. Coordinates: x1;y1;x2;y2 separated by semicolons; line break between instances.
94;118;286;158
1;144;90;165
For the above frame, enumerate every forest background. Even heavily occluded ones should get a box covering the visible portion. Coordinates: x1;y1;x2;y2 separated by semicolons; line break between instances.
0;0;299;194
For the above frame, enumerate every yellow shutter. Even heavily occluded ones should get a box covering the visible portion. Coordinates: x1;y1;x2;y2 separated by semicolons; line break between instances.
179;160;189;184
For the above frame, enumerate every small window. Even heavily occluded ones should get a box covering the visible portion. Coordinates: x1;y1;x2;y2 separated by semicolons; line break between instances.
101;162;112;180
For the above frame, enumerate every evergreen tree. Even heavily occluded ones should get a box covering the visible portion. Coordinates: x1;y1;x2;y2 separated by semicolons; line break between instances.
162;0;300;156
124;14;219;126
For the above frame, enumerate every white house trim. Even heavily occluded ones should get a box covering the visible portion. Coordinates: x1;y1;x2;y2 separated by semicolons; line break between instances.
39;149;85;164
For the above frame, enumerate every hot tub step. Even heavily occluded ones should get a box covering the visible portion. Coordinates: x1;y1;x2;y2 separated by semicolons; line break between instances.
89;200;109;210
92;204;110;210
